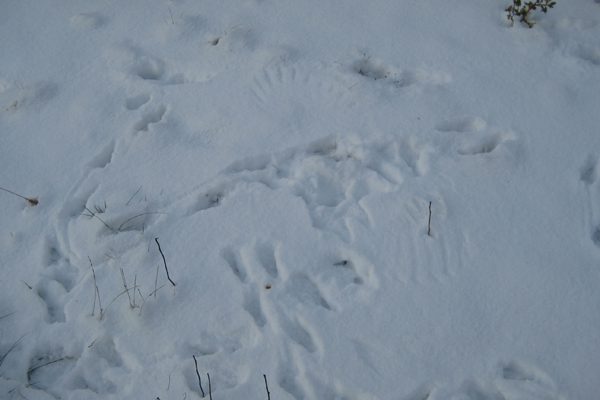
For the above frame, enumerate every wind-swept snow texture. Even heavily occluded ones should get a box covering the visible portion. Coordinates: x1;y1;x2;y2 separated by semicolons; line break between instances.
1;1;600;399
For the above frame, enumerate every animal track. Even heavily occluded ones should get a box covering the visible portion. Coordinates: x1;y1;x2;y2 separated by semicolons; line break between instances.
458;132;515;156
436;116;487;133
182;135;432;240
495;361;562;399
243;291;267;328
34;238;79;323
256;241;280;279
574;44;600;66
592;226;600;247
0;80;57;112
70;12;107;29
580;156;600;248
86;140;115;169
131;54;165;81
221;247;248;283
280;315;319;353
36;280;67;323
353;57;393;81
286;273;332;311
133;105;166;132
250;61;354;133
125;93;150;110
107;44;188;85
580;155;597;185
352;55;450;88
328;250;377;289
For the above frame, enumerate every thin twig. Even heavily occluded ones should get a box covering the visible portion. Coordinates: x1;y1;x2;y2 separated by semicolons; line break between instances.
155;238;176;286
207;373;212;400
193;355;205;397
263;374;271;400
427;201;432;237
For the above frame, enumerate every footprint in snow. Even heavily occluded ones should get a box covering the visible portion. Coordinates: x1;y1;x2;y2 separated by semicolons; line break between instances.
352;54;450;88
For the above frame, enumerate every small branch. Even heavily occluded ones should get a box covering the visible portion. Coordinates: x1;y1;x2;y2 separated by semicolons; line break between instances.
263;374;271;400
193;355;205;398
155;238;176;287
207;373;212;400
0;186;38;206
427;201;432;237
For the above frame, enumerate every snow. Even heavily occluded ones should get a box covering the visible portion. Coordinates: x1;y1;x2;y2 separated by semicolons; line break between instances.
1;0;600;399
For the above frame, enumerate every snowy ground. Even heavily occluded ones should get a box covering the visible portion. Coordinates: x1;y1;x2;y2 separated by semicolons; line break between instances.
1;1;600;399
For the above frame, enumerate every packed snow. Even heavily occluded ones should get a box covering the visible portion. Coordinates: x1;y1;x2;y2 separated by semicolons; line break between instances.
1;1;600;399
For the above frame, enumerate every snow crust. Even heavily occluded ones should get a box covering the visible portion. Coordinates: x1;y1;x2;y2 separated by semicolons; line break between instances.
1;1;600;399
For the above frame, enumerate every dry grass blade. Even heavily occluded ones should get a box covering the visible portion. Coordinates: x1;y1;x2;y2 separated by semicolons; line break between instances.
0;186;38;206
0;334;27;368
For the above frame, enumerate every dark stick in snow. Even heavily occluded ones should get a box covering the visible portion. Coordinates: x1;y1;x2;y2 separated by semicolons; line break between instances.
193;355;205;397
427;201;432;237
263;374;271;400
155;237;176;286
207;373;212;400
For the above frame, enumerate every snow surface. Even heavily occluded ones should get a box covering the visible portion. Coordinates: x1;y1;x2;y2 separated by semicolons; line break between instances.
1;1;600;399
